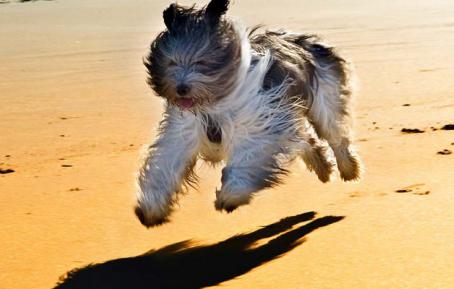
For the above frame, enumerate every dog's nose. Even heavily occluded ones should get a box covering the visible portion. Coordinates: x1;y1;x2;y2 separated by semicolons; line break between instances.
176;84;190;96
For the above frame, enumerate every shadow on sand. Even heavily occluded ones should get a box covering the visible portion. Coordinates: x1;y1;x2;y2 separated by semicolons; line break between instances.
54;212;344;289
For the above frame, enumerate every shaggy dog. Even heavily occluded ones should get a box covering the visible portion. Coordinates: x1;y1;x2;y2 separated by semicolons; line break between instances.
135;0;362;227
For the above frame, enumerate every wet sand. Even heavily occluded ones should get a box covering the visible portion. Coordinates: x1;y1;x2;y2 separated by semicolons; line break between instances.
1;0;453;288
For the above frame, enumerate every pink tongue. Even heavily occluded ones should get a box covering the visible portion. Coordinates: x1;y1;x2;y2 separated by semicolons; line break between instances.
177;98;195;109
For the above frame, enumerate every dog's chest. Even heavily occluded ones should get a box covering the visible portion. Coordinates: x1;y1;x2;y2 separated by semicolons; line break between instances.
199;113;225;162
203;113;222;144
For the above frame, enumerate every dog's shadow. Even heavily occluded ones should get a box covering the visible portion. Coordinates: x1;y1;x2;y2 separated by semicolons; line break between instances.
54;212;344;289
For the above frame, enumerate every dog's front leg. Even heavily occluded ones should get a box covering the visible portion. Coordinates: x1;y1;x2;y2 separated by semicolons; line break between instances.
215;141;289;212
135;109;200;227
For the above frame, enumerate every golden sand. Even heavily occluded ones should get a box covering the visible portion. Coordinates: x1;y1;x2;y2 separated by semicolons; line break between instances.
1;1;453;288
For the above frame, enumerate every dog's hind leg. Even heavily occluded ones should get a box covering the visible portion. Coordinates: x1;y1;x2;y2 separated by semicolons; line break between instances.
307;53;362;181
298;122;335;183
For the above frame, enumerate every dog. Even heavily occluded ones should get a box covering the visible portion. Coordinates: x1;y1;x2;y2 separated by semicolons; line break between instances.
134;0;362;227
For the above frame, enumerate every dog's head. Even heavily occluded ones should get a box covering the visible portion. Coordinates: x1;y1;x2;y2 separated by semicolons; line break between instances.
145;0;241;111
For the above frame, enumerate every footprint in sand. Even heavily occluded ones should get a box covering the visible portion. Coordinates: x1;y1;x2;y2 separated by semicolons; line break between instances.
0;168;15;174
349;191;363;198
441;124;454;130
418;68;439;73
395;183;430;196
401;128;425;134
400;124;454;134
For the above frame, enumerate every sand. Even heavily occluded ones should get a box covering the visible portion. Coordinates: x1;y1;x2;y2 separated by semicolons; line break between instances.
1;0;453;288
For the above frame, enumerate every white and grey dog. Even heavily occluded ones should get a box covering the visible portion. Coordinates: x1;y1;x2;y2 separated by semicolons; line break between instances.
135;0;362;227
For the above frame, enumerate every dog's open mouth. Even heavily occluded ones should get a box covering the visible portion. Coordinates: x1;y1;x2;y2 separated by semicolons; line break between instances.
176;98;195;110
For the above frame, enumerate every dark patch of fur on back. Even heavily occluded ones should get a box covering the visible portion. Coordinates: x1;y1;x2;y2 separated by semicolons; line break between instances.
249;29;349;113
283;32;352;116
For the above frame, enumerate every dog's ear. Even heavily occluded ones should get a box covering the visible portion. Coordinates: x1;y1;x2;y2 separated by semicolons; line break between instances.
163;3;177;30
205;0;230;25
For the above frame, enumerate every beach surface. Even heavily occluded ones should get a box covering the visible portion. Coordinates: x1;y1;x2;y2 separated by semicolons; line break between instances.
1;0;453;288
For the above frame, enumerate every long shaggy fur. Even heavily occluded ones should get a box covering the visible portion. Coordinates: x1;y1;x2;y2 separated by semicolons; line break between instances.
135;0;362;227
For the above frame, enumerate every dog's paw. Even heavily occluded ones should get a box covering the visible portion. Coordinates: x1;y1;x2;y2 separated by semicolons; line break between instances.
300;139;335;183
214;189;252;213
304;148;335;183
334;145;362;181
134;205;171;228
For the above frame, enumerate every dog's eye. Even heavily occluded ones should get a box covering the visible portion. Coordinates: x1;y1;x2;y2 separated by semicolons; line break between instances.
168;60;177;66
194;60;209;67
